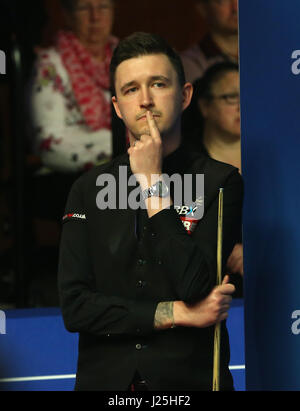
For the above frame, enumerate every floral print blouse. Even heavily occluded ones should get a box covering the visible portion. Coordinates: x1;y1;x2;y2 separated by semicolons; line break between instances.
29;48;113;174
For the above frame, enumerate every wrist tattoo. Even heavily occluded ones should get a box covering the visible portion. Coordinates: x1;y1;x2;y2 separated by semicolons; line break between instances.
154;301;175;330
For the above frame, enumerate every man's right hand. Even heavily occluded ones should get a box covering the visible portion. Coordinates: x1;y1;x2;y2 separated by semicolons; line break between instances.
173;275;235;328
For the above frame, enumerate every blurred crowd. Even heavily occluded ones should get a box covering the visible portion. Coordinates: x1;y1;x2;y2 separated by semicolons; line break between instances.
0;0;243;308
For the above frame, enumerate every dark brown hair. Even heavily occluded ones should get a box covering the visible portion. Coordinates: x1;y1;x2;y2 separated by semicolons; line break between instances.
110;32;186;96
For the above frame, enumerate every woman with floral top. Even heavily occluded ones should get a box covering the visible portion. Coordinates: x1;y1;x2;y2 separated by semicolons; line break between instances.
28;0;119;232
30;0;118;175
28;0;119;306
27;2;119;305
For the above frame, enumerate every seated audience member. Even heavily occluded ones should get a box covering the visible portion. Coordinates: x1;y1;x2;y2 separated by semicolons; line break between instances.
29;0;118;223
181;0;238;83
27;0;118;306
182;61;243;294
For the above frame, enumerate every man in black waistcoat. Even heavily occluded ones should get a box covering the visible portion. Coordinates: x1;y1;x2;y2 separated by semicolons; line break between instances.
58;32;243;391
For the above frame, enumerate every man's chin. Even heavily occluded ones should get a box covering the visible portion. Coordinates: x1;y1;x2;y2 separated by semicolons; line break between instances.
130;131;147;140
129;123;166;140
133;128;154;139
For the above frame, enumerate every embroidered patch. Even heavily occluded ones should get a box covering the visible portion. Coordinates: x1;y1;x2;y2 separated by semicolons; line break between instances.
178;216;200;235
174;196;204;235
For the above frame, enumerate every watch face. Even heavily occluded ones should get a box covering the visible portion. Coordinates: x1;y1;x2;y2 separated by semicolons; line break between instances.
149;186;156;196
157;181;169;197
143;180;169;200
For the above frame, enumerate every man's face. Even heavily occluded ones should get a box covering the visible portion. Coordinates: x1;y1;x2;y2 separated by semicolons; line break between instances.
201;0;238;35
112;54;191;140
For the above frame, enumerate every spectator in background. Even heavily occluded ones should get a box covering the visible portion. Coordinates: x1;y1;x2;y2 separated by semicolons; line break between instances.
27;0;118;306
182;62;243;294
29;0;118;222
181;0;238;83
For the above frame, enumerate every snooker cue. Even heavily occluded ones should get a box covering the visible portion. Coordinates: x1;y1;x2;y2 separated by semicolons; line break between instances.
212;188;224;391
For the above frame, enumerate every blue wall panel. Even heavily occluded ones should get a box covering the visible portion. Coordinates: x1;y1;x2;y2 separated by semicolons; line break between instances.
239;0;300;390
0;303;244;391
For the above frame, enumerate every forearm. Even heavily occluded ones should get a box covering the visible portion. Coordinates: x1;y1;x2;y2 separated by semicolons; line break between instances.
153;299;220;330
154;301;174;330
154;277;235;331
154;300;189;330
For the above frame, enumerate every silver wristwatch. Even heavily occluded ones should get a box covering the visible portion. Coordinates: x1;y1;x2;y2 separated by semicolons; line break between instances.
141;180;169;200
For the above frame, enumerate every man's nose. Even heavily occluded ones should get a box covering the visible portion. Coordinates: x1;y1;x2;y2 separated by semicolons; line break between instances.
140;87;154;109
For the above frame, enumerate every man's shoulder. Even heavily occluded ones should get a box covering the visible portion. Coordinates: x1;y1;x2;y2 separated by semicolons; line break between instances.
189;152;242;202
190;151;238;177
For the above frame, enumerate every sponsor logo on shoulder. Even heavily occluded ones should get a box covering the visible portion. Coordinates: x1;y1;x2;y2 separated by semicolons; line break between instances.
62;213;87;222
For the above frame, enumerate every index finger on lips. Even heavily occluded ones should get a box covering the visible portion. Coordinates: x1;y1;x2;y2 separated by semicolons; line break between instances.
146;110;161;142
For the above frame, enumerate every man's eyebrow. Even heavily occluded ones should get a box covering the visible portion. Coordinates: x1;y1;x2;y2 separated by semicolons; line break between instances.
120;81;136;94
150;75;171;83
120;76;171;94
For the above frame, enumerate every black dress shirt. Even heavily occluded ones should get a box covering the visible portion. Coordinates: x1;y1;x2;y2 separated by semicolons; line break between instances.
58;144;243;391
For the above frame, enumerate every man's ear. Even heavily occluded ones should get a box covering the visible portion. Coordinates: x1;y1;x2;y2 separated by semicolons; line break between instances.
181;83;194;112
112;96;123;120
